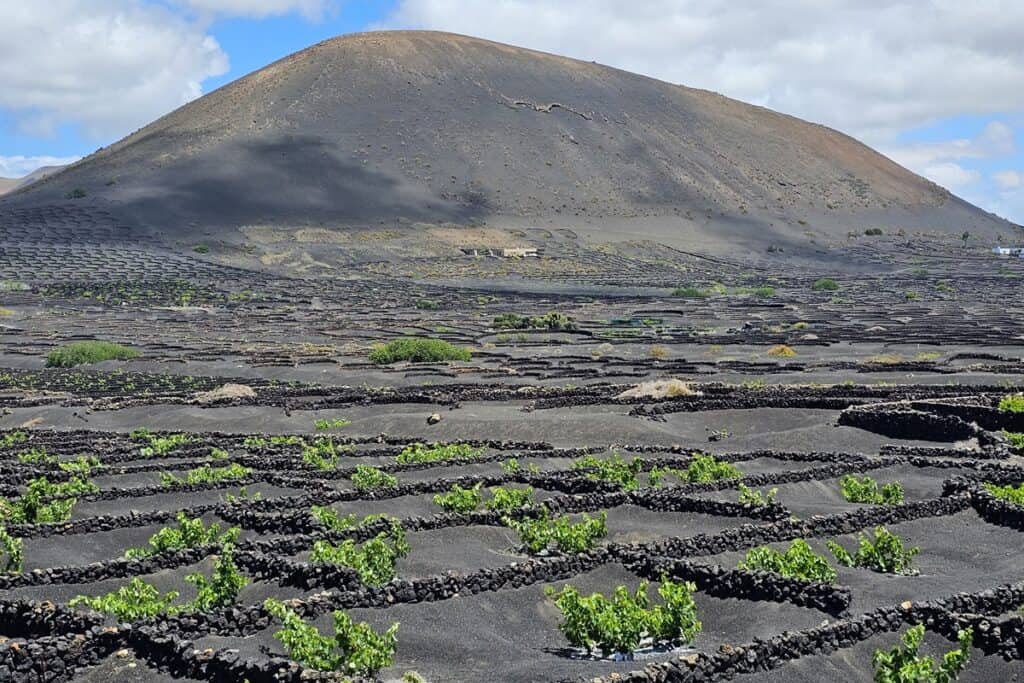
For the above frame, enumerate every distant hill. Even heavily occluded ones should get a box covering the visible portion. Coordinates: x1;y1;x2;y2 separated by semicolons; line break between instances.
6;31;1013;251
0;165;66;196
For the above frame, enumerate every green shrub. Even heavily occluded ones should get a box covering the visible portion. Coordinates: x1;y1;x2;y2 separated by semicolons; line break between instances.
904;290;919;301
572;452;643;490
139;433;193;457
983;482;1024;506
812;278;839;291
45;341;139;368
504;511;607;554
1001;431;1024;450
65;188;87;199
302;437;351;471
18;448;57;465
0;526;23;573
310;507;395;532
682;454;742;483
310;523;410;586
545;577;701;656
672;286;708;298
187;543;248;610
125;512;240;559
873;624;972;683
432;483;483;513
264;598;398;675
0;431;27;448
0;476;97;524
397;442;482;465
998;394;1024;413
737;483;777;507
492;312;575;331
72;544;246;619
71;577;180;621
314;417;351;431
486;486;534;511
368;337;471;364
415;298;440;310
160;463;251;488
192;244;209;254
864;228;883;236
840;475;905;505
827;526;919;574
350;465;398;491
738;539;837;583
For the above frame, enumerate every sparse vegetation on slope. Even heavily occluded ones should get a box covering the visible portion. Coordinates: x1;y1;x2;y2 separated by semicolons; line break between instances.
369;337;471;364
46;341;139;367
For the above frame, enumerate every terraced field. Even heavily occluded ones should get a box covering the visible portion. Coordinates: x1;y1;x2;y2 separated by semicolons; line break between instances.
0;205;1023;682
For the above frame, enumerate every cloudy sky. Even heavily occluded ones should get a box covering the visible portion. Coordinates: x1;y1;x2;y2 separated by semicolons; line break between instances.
2;1;1022;222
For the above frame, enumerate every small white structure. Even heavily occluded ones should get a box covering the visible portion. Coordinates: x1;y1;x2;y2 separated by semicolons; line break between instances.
992;246;1024;257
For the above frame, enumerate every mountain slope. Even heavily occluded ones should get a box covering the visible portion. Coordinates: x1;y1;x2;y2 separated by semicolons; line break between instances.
7;31;1012;244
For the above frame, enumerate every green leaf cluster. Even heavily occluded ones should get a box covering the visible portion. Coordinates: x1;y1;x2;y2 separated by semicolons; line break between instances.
0;526;23;573
873;624;973;683
998;394;1024;413
827;526;919;574
840;475;905;505
504;511;607;554
396;442;482;465
45;341;139;368
264;598;398;675
431;484;535;513
545;577;701;656
310;524;410;585
125;512;240;559
492;312;575;331
140;433;193;457
573;452;643;490
310;506;396;533
984;481;1024;505
350;465;398;491
0;475;98;523
737;483;777;506
160;463;251;487
738;539;837;583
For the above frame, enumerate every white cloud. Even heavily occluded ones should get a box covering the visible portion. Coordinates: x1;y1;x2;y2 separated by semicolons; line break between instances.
994;170;1023;190
173;0;332;20
0;155;80;179
0;1;228;139
881;121;1016;191
383;1;1024;145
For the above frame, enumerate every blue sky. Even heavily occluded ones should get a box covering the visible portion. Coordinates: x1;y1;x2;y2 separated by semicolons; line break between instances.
1;1;1022;223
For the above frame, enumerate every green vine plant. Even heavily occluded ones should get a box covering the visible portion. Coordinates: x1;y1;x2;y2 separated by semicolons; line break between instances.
350;465;398;491
138;432;194;457
0;526;23;573
873;624;973;683
302;437;353;471
737;483;778;507
504;511;607;554
0;475;99;524
431;484;535;513
840;474;905;505
651;454;743;486
501;458;540;474
0;431;28;449
572;452;643;490
984;481;1024;506
545;577;702;657
738;538;837;583
264;598;398;676
160;463;252;488
396;442;483;465
314;417;352;431
432;483;483;513
310;506;397;533
827;526;920;575
310;523;410;585
125;512;240;559
71;544;247;620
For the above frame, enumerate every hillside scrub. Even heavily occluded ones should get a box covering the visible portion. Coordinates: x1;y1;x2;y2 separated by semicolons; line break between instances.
46;341;139;367
369;337;471;364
